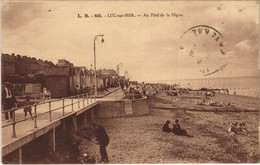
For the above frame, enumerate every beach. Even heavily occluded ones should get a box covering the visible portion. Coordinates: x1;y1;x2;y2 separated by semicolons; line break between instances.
23;90;259;163
154;76;259;98
97;92;259;163
149;90;259;112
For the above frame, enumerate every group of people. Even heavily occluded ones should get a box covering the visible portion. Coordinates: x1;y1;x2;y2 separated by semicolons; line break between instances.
75;84;109;96
120;81;129;90
2;82;48;122
124;85;144;99
162;119;188;136
198;97;223;107
76;119;190;163
75;85;93;95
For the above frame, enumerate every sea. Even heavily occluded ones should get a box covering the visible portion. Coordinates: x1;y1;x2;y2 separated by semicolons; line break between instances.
155;76;259;98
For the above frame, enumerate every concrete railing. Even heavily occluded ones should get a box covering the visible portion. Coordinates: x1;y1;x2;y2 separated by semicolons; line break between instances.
16;92;52;103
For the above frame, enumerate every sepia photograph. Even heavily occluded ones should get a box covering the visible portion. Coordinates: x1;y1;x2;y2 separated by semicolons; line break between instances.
1;0;259;164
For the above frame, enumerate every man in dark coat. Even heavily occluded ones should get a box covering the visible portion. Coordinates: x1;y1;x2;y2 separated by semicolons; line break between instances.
92;122;110;163
162;120;171;133
2;82;17;121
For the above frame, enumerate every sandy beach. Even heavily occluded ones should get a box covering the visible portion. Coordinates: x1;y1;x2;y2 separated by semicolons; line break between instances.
18;91;259;164
74;91;259;163
148;90;259;112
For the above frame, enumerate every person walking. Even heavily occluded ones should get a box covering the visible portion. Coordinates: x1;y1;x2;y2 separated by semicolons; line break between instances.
24;95;33;120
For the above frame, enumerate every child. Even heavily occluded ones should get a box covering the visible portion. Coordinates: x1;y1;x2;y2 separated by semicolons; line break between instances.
43;87;48;101
24;95;33;120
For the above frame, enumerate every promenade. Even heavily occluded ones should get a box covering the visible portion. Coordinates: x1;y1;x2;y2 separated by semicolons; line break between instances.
1;88;124;157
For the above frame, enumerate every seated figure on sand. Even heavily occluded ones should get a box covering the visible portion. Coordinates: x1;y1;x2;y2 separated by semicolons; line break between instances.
162;120;171;133
228;122;248;135
238;122;248;134
172;119;187;136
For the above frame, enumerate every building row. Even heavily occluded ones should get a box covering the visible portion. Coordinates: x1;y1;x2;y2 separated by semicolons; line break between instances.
1;53;121;98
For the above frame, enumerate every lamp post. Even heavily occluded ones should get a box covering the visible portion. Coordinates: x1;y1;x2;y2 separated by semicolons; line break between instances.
117;63;123;89
117;63;123;75
94;34;104;100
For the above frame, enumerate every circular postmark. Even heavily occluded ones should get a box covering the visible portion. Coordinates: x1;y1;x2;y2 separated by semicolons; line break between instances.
179;25;227;76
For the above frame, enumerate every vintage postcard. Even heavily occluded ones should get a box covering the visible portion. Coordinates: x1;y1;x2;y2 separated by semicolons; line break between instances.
1;0;259;164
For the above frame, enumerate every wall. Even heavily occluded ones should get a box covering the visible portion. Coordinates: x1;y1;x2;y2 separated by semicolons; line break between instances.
96;101;125;118
132;98;150;115
1;54;15;74
1;54;54;76
96;97;150;118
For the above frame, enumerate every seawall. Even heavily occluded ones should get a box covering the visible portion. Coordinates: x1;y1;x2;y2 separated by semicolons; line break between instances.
96;97;150;118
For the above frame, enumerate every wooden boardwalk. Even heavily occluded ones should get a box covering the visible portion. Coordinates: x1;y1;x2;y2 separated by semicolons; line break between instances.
1;88;123;158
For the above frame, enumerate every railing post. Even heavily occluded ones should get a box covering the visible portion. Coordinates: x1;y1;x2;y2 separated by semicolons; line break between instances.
71;98;74;111
34;104;37;128
78;94;80;108
87;94;89;104
49;101;52;122
11;108;17;138
62;98;65;116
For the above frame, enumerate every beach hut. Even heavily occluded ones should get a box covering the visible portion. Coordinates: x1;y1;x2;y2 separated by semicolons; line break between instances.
96;70;104;89
71;67;85;94
88;69;95;88
44;67;71;98
101;69;118;88
84;69;92;88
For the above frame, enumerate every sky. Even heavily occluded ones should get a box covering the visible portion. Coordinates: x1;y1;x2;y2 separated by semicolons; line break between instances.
1;1;259;82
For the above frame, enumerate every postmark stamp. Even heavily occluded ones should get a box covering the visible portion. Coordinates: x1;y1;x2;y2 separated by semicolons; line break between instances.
179;25;227;76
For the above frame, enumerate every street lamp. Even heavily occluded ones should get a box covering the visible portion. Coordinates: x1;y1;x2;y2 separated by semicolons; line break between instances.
117;63;123;89
94;34;104;100
117;63;123;75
